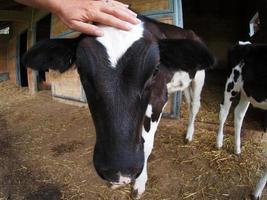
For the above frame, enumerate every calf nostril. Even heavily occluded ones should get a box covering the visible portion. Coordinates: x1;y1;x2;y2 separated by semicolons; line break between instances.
119;176;131;184
123;180;129;184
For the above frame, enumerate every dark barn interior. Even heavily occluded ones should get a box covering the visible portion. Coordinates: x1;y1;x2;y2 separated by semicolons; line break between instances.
35;14;52;90
19;30;28;87
182;0;267;129
183;0;266;70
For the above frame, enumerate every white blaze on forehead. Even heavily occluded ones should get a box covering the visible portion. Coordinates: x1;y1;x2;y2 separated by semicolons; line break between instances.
238;41;251;45
167;71;192;93
96;23;144;68
145;104;152;117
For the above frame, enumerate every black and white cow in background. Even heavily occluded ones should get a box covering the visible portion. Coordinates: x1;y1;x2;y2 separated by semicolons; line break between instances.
216;41;267;154
216;41;267;199
23;16;214;198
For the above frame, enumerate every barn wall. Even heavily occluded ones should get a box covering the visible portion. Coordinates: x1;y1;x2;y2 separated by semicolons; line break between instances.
0;41;7;72
6;22;28;84
49;15;85;103
7;36;17;84
5;9;48;86
0;38;8;81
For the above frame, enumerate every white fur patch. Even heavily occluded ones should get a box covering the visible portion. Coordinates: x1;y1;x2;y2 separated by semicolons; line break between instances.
247;96;267;110
133;104;165;198
110;172;131;185
167;71;192;93
253;171;267;199
238;41;251;45
96;23;144;68
145;104;152;117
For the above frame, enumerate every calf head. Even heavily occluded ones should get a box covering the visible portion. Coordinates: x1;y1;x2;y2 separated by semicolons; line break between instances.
23;22;214;186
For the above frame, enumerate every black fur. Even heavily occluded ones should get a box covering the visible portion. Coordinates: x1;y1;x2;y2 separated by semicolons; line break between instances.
144;117;151;132
227;82;234;92
229;43;267;102
159;39;215;77
22;37;80;73
233;69;240;82
231;91;238;97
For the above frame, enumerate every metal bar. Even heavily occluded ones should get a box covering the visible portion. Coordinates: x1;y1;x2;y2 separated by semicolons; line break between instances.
53;94;87;104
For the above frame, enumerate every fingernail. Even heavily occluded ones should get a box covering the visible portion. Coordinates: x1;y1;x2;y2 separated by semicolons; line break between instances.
123;4;129;7
125;23;133;30
135;18;141;24
96;30;104;36
131;12;138;17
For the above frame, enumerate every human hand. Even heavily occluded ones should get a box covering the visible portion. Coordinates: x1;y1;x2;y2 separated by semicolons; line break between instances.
52;0;141;36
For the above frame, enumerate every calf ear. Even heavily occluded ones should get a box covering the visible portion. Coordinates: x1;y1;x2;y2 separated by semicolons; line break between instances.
22;38;79;73
158;39;215;72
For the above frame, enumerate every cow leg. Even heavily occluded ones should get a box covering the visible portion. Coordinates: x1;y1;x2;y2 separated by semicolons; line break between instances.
252;171;267;200
185;70;205;143
133;105;163;199
217;66;242;149
234;94;250;154
183;87;191;105
216;92;233;149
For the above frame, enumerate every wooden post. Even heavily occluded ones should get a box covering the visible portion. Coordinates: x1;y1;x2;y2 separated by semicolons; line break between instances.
27;10;38;94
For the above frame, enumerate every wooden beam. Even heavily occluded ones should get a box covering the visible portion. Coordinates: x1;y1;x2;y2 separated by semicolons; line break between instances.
0;10;31;22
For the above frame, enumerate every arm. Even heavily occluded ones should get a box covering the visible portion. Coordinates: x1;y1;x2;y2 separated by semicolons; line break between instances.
15;0;141;36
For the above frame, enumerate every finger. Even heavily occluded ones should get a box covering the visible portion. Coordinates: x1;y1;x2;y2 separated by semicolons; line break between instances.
100;0;137;17
94;12;133;31
70;20;104;36
119;6;138;17
102;6;140;25
112;1;129;8
111;3;138;17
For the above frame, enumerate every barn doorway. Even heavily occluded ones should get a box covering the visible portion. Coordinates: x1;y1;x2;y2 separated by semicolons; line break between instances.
18;30;28;87
182;0;258;82
35;14;51;90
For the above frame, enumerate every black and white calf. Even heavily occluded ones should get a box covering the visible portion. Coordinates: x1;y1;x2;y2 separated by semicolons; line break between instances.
217;41;267;154
23;16;214;198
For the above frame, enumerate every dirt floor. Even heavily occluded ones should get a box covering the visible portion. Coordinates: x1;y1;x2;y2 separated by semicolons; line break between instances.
0;80;266;200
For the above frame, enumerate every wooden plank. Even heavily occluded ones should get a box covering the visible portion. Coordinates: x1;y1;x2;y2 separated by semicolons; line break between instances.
50;68;84;102
0;45;7;73
120;0;172;14
0;10;31;22
152;15;174;24
51;15;69;37
6;38;17;83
